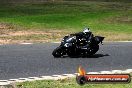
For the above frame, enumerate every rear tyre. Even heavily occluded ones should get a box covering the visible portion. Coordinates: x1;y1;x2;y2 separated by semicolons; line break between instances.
52;47;63;58
90;45;99;55
85;45;99;57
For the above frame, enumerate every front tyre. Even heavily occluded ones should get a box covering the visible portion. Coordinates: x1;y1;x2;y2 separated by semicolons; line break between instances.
52;47;63;58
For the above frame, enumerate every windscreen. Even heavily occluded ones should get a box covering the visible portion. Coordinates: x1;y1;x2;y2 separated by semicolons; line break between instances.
66;36;76;43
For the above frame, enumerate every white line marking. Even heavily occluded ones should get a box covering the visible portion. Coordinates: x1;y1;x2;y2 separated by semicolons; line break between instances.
100;71;112;74
0;80;10;86
52;42;60;43
125;69;132;73
114;41;132;43
20;43;33;45
87;72;100;74
111;70;123;74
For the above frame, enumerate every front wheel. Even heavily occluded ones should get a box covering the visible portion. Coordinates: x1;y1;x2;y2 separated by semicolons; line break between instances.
52;47;63;58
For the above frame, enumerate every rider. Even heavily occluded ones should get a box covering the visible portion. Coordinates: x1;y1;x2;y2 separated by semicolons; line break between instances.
82;27;93;42
73;27;94;48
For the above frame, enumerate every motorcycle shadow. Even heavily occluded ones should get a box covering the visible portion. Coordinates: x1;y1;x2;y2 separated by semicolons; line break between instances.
86;54;110;58
61;54;110;58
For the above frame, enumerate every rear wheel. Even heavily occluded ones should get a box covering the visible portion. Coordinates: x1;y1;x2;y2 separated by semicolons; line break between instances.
52;47;63;58
85;45;99;57
90;45;99;55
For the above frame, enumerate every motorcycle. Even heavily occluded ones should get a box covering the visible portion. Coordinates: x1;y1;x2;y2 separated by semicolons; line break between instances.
52;32;104;58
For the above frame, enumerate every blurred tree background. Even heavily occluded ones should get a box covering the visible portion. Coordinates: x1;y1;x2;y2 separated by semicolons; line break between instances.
0;0;131;3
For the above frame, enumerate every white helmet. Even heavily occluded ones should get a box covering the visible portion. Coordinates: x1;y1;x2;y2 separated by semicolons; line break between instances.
83;28;90;33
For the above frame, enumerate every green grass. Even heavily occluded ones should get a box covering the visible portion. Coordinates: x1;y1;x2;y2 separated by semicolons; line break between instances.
16;78;132;88
0;1;132;42
0;1;132;33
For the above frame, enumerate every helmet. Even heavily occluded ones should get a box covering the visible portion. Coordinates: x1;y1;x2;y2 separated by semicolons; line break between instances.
83;28;90;33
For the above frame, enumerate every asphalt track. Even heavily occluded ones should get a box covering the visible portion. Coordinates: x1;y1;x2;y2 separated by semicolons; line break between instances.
0;42;132;80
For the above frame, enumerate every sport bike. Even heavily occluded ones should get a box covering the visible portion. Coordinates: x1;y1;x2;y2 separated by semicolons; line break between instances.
52;32;104;58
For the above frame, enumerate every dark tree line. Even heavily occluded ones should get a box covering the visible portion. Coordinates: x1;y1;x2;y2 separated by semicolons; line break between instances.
0;0;131;3
0;0;59;3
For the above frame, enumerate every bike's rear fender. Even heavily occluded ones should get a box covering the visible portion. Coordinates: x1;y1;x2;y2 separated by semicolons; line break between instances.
94;36;105;44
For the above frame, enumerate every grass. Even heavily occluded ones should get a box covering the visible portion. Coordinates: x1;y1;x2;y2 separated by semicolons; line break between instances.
16;78;132;88
0;1;132;43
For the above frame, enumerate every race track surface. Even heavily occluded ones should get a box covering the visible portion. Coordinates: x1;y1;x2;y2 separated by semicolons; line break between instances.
0;42;132;80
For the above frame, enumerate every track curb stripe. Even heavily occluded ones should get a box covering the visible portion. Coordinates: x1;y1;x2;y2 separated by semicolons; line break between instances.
0;69;132;86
